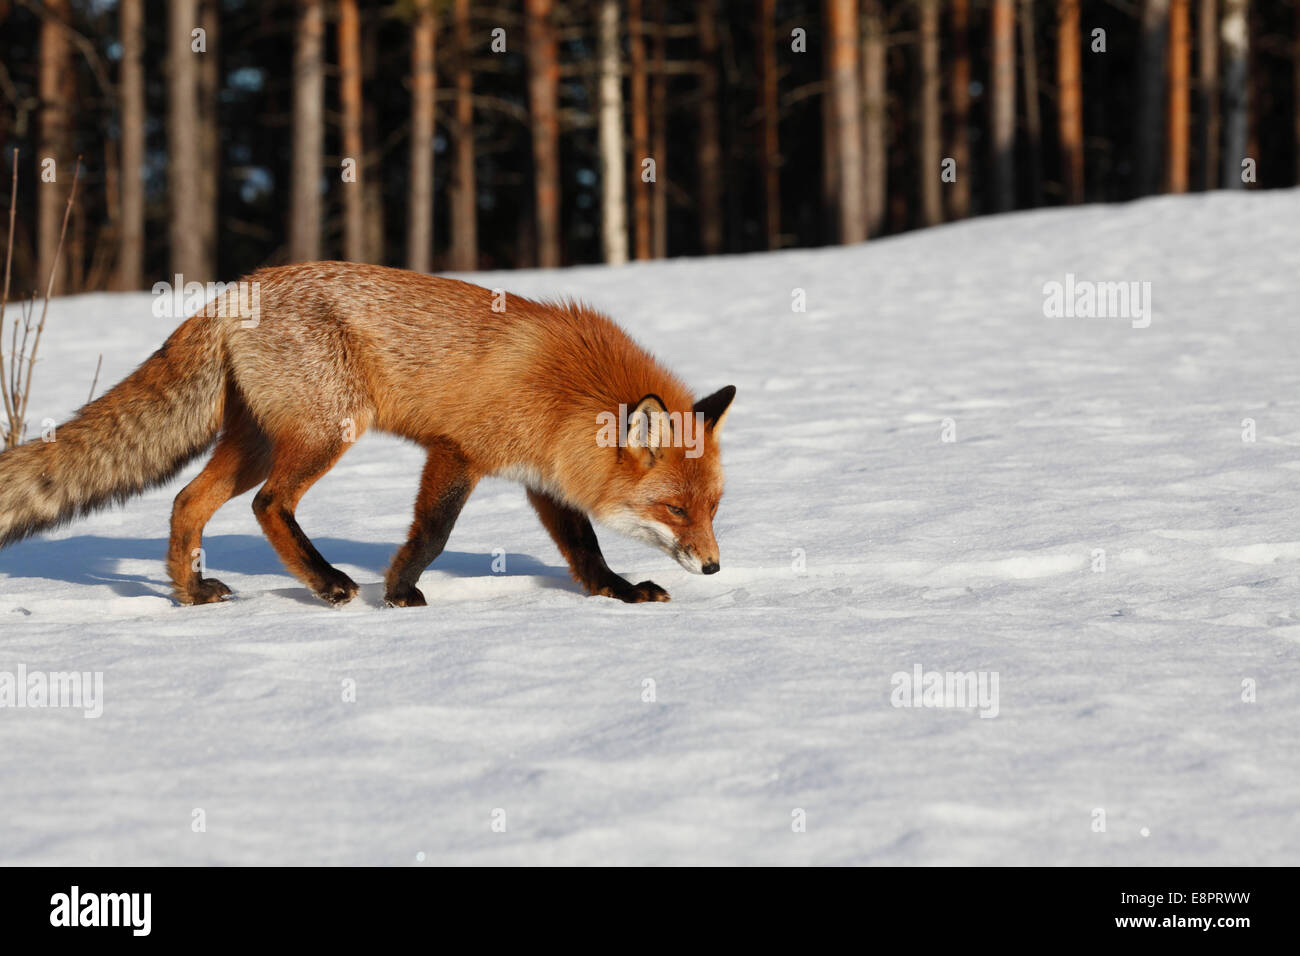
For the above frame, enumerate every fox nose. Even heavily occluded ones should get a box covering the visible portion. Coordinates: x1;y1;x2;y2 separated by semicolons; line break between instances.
701;561;720;575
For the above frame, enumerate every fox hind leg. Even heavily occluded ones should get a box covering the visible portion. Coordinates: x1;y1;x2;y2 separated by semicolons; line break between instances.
384;440;478;607
527;489;670;603
252;436;358;605
168;398;272;605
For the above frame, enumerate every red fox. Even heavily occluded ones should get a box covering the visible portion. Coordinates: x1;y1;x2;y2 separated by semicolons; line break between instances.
0;262;735;607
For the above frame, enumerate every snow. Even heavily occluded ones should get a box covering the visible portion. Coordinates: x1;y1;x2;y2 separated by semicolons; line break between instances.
2;190;1299;865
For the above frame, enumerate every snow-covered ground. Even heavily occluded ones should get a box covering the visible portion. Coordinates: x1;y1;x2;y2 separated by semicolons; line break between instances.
2;191;1298;865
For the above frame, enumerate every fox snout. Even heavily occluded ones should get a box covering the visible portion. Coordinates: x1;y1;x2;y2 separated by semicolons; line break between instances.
670;531;720;575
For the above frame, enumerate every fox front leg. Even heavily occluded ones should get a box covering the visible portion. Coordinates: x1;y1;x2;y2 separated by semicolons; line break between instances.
527;489;670;603
385;442;479;607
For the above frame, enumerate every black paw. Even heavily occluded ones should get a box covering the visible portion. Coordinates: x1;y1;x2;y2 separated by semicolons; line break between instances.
384;584;427;608
316;571;360;606
599;579;671;603
177;578;233;606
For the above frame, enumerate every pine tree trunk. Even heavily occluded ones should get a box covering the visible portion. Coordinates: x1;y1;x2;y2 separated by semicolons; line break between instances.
1019;0;1042;206
991;0;1016;211
38;0;74;295
629;0;651;260
823;51;839;241
0;5;8;159
1057;0;1084;203
758;0;780;248
1137;0;1170;196
198;0;220;275
361;13;386;264
526;0;561;268
861;0;886;237
450;0;477;271
651;0;668;258
1245;0;1260;172
697;0;723;254
1167;0;1190;192
289;0;324;262
168;0;205;281
598;0;628;264
339;0;366;262
1295;0;1300;184
827;0;864;242
1199;0;1219;190
948;0;971;218
117;0;145;290
1220;0;1248;188
919;0;942;226
408;1;436;271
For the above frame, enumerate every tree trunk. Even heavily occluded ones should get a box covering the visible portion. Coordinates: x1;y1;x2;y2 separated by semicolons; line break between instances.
0;4;8;159
1057;0;1084;203
861;0;886;237
362;10;386;264
918;0;941;226
758;0;780;248
169;0;205;281
526;0;561;268
1245;0;1260;171
1019;0;1042;206
651;0;668;258
289;0;324;263
1199;0;1219;190
628;0;651;260
598;0;628;264
1220;0;1248;188
1167;0;1190;192
1137;0;1170;196
948;0;971;219
198;0;220;275
117;0;145;290
697;0;723;254
822;70;838;239
408;0;436;272
991;0;1016;211
37;0;74;295
339;0;366;262
450;0;477;271
827;0;864;242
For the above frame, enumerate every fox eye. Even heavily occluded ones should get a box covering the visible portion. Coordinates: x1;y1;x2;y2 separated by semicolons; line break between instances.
667;505;687;518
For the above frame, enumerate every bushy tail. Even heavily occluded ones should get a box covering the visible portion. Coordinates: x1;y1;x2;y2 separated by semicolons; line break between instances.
0;313;228;547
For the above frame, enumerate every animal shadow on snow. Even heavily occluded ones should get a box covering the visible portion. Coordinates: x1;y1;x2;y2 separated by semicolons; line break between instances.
0;533;571;603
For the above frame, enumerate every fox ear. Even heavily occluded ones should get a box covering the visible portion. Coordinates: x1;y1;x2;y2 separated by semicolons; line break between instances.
626;393;671;465
694;385;736;435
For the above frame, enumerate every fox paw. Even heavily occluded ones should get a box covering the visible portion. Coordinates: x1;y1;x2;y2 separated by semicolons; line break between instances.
176;578;233;606
316;572;360;606
600;579;671;603
384;585;427;608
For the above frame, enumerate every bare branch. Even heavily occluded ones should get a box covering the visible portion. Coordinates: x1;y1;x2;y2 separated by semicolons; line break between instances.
17;156;81;441
0;148;17;442
87;353;102;405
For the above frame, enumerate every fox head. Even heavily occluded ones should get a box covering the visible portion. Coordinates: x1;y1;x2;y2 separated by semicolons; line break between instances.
595;385;736;574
